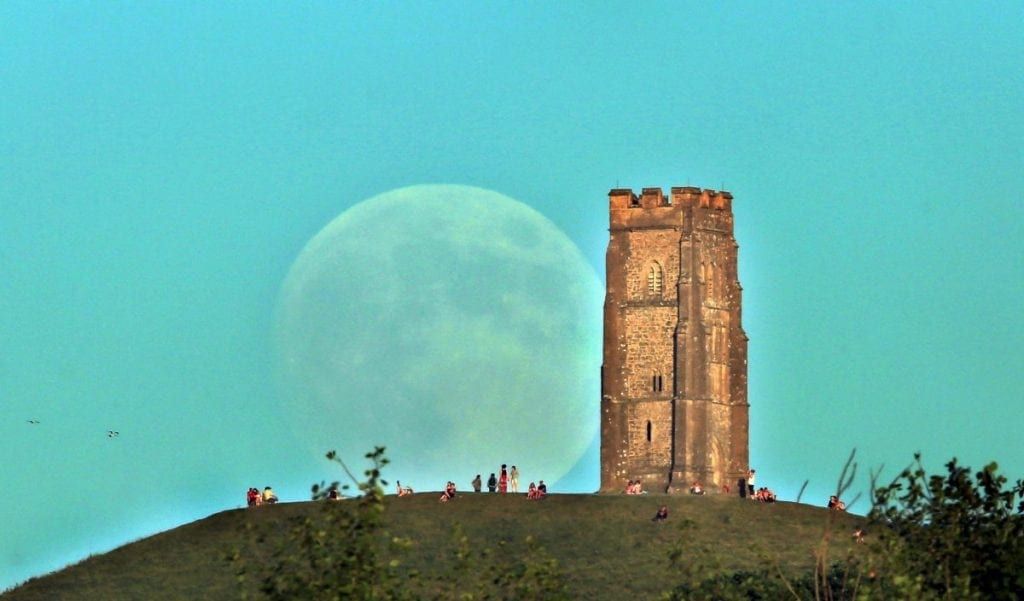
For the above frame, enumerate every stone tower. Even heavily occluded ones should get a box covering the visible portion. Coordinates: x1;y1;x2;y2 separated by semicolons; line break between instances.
601;186;748;494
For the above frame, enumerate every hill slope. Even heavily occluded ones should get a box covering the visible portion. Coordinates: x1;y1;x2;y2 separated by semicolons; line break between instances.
3;493;863;600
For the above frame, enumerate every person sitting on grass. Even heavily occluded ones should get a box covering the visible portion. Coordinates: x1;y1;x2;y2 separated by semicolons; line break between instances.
262;486;278;505
626;479;644;495
827;495;846;511
246;487;260;507
527;482;539;499
537;480;547;497
396;480;414;497
652;505;669;522
689;481;705;495
755;487;777;503
439;481;457;503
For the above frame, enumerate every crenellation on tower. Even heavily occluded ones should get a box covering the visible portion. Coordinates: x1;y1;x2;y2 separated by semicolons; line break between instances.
639;187;666;207
601;184;749;494
608;189;638;210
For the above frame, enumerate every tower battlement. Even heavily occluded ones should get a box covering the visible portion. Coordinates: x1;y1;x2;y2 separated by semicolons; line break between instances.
609;187;733;211
609;186;734;231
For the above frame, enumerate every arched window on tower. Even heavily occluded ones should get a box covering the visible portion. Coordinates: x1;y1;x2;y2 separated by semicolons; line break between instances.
647;262;663;297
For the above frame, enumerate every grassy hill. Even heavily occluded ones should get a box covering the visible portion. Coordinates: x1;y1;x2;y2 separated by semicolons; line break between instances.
3;493;864;600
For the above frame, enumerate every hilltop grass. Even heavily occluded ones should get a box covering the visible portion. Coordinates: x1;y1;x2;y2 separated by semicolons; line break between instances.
3;492;863;600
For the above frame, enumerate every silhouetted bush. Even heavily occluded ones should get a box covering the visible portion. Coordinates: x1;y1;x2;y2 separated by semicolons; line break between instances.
665;453;1024;600
862;455;1024;599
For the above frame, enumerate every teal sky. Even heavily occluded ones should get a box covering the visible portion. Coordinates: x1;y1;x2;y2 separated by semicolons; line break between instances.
2;2;1022;591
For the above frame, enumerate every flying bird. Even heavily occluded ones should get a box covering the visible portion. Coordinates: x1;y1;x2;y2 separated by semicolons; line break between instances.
107;430;119;438
27;419;40;424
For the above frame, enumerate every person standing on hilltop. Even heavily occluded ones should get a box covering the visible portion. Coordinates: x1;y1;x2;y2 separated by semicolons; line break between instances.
499;464;508;494
472;474;482;493
487;473;498;493
747;469;756;498
509;465;520;494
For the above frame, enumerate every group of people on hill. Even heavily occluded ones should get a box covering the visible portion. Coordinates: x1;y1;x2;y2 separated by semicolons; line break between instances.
375;462;555;503
740;468;776;502
245;486;278;507
526;480;547;500
484;464;519;493
622;466;853;512
426;464;549;502
624;479;645;494
439;481;457;502
619;467;788;505
474;464;533;495
246;463;849;523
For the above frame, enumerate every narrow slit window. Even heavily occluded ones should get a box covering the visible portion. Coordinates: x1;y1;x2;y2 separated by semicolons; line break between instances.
646;421;652;442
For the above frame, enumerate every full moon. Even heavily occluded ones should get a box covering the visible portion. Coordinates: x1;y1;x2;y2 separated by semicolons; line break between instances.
276;185;602;491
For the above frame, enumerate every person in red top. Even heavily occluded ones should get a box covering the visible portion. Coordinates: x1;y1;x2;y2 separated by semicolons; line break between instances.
439;481;457;502
499;464;508;494
527;482;538;499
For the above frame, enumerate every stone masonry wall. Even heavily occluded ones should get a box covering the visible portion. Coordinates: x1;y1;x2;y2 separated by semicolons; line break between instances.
624;230;679;303
627;400;673;469
623;307;676;399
